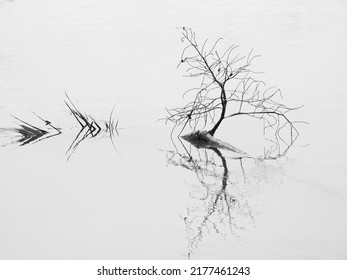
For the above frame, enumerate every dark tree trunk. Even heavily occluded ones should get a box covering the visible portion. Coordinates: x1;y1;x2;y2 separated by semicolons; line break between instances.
208;87;227;136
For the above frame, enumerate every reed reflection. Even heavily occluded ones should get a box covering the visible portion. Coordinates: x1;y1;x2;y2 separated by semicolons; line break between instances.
0;94;120;160
0;114;61;147
64;93;120;160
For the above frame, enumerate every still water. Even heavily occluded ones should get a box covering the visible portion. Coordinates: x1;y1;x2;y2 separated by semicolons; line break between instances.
1;0;347;259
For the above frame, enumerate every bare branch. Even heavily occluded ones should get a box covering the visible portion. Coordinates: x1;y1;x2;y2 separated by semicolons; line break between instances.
165;28;304;159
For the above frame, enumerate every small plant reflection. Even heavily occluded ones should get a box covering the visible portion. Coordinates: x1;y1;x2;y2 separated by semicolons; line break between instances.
166;137;284;259
0;94;120;160
0;114;61;147
64;93;120;161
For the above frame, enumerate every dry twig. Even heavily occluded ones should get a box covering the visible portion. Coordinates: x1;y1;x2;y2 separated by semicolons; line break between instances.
165;27;304;158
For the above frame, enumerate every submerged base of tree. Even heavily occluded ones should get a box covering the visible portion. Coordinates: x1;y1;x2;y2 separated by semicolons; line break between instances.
181;130;248;155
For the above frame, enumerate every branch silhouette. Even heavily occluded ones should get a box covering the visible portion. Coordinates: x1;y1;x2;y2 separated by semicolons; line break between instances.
165;27;305;159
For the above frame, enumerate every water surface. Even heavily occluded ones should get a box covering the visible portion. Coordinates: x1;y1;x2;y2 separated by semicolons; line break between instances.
1;0;347;259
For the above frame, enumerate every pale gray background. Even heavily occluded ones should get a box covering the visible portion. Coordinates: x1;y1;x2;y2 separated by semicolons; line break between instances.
1;0;346;259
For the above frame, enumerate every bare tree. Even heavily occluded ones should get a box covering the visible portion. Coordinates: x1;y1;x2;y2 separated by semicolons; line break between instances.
165;28;304;158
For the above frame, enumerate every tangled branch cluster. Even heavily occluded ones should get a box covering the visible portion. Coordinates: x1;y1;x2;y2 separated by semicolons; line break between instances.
165;27;304;158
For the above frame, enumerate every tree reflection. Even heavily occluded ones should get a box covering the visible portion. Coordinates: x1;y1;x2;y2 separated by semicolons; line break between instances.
166;137;282;258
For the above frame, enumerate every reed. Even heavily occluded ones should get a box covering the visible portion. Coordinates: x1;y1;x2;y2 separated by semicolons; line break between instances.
64;93;120;160
9;114;61;146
